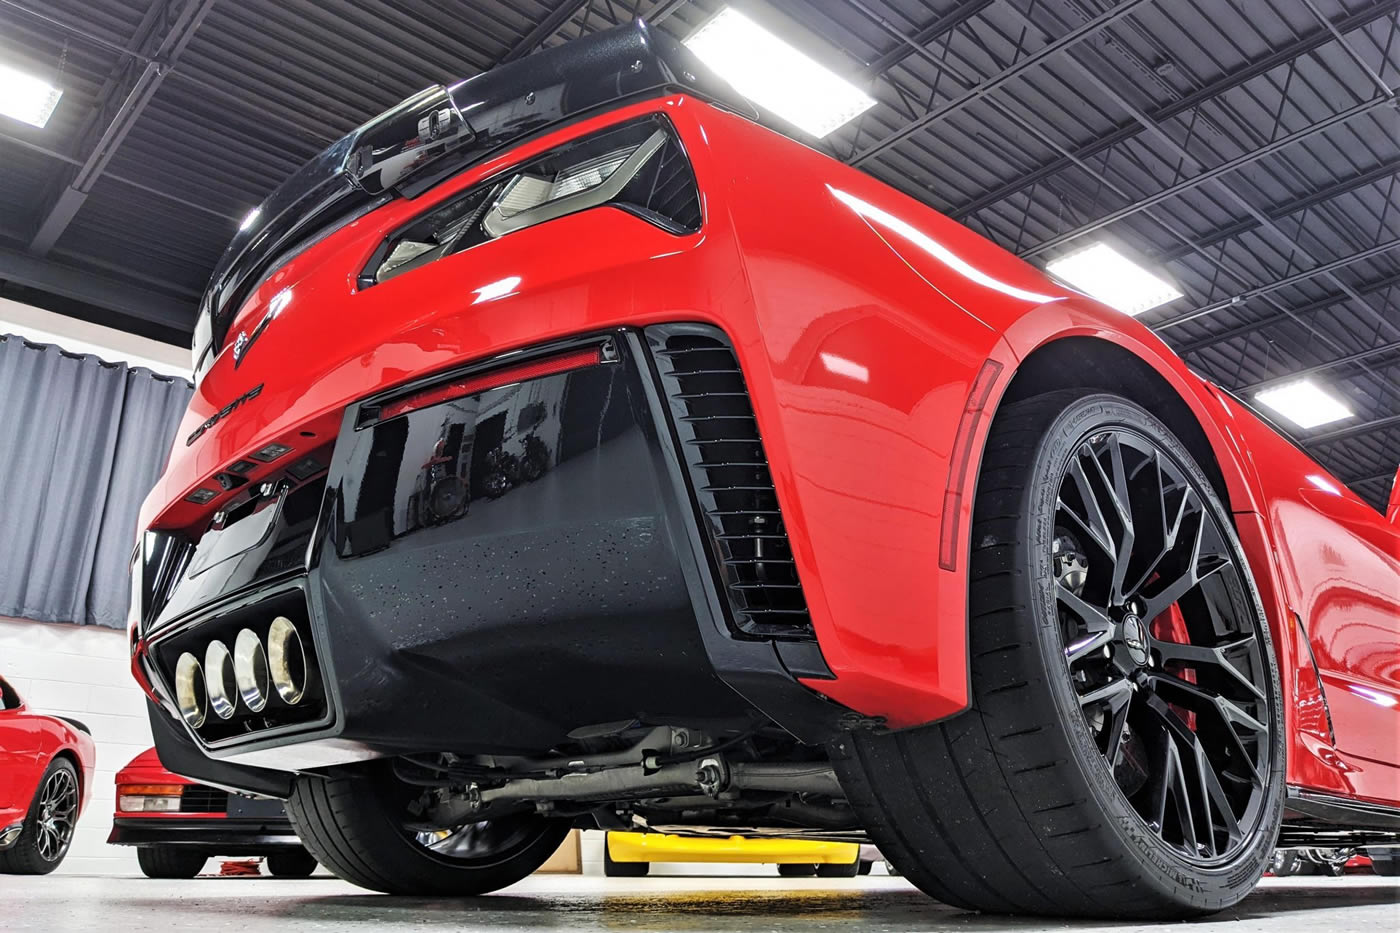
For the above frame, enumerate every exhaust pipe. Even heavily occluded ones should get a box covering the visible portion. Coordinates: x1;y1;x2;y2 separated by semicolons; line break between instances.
174;652;207;728
233;629;269;712
268;616;306;705
204;640;237;720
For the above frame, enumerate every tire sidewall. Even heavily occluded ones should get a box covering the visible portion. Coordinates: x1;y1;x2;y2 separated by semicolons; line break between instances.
1023;393;1285;907
26;758;78;869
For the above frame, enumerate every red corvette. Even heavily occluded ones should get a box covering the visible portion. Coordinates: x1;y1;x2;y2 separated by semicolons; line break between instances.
128;22;1400;917
109;747;316;879
0;675;95;874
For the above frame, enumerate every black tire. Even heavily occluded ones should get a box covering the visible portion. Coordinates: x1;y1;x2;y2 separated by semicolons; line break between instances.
777;864;818;877
1270;850;1302;877
137;846;207;879
832;390;1285;918
857;860;873;875
1368;848;1400;876
266;848;318;878
602;842;649;877
817;860;860;878
284;765;570;895
0;758;80;875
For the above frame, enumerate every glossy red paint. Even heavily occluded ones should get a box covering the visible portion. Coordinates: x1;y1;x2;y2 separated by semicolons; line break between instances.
140;95;1399;806
112;747;226;821
0;676;95;831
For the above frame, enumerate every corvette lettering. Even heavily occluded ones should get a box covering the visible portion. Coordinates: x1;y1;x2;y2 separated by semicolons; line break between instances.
185;383;264;446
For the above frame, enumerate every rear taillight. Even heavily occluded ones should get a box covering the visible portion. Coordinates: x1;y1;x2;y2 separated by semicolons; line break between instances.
360;114;701;288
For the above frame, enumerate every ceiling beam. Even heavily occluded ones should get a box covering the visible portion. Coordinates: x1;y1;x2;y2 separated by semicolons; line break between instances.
1019;94;1393;259
28;0;216;256
1175;271;1400;355
949;0;1400;222
846;0;1157;167
1239;341;1400;393
499;0;592;63
1155;238;1400;331
0;246;194;333
1307;413;1400;447
854;0;994;77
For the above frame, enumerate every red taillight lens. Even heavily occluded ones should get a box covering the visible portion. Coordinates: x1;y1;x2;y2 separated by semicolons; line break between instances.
375;346;605;423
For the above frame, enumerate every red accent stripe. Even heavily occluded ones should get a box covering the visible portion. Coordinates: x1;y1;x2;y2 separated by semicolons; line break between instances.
938;359;1003;572
378;346;605;421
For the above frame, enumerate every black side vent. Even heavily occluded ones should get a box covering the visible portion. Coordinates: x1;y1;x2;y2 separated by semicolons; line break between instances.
180;785;230;814
648;324;812;641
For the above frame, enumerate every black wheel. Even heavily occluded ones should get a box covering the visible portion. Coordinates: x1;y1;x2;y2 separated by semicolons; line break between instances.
1270;850;1302;877
266;848;318;878
1368;848;1400;876
778;864;818;877
817;860;860;878
833;391;1284;918
602;841;649;877
137;846;207;879
284;763;569;895
0;758;80;875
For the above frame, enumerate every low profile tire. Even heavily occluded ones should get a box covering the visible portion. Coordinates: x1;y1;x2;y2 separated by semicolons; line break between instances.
1270;850;1302;877
284;763;570;895
833;390;1285;918
0;758;80;875
777;864;818;877
137;846;207;879
602;843;648;878
816;861;860;878
266;848;318;878
857;860;873;876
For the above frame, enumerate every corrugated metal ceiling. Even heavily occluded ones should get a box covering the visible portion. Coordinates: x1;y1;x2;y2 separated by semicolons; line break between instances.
0;0;1395;506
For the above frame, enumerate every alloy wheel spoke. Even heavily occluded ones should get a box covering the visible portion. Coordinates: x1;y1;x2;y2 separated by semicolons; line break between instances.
1152;635;1266;701
1056;581;1113;634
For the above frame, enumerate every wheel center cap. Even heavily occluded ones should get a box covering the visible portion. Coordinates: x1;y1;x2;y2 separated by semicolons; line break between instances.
1120;614;1149;665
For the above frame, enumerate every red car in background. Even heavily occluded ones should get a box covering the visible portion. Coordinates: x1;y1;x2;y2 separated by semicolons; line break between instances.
109;747;316;878
0;674;95;874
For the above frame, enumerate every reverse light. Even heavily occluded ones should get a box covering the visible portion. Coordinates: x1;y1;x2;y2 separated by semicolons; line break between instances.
118;785;183;813
0;63;62;128
1255;380;1353;429
1046;243;1182;316
684;8;874;138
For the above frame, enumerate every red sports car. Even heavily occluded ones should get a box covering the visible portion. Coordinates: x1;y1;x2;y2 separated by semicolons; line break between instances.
127;21;1400;917
0;675;95;874
109;747;316;879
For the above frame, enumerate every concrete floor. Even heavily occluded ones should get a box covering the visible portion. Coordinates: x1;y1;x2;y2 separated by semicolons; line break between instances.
1;874;1396;932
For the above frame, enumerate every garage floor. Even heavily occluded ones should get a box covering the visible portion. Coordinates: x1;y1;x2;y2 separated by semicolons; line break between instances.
3;874;1396;931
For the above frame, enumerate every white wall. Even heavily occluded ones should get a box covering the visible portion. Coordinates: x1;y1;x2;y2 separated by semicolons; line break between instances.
0;297;189;379
0;617;152;875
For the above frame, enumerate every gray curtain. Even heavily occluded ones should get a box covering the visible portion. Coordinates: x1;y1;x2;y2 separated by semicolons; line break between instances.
0;334;192;628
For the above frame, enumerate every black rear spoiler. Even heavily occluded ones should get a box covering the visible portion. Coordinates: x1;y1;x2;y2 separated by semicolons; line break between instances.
202;18;752;354
57;716;91;736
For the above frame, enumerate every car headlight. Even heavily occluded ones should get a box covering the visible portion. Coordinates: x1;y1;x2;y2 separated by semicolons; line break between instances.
363;114;701;287
118;784;184;813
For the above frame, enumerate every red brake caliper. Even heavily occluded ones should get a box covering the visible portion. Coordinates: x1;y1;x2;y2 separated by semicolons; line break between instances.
1150;602;1197;731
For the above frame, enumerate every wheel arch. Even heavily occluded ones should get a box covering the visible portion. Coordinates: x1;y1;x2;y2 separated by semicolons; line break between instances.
997;335;1234;509
48;749;84;801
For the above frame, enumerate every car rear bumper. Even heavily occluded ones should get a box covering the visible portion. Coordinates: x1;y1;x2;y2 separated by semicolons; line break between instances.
138;326;850;783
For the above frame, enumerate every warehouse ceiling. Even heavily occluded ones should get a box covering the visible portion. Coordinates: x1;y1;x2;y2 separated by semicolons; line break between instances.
0;0;1397;507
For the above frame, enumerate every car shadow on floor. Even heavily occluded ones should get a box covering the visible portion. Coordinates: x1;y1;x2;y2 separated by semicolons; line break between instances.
210;880;1400;931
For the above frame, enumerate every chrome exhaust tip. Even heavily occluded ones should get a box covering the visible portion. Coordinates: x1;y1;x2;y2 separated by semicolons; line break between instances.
174;652;207;729
233;628;270;712
267;616;306;705
204;640;237;720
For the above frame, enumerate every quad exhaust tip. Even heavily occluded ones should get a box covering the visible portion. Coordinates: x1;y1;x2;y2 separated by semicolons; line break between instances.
204;640;237;720
233;628;270;712
268;615;306;705
174;652;207;729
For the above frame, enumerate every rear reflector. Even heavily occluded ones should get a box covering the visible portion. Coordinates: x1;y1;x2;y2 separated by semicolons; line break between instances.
374;346;605;423
938;359;1003;572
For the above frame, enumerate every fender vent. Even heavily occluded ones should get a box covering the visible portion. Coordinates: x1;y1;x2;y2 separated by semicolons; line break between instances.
648;324;812;640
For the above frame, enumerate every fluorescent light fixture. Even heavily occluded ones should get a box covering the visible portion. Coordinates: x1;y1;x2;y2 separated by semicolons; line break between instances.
1046;242;1182;316
1255;380;1353;430
685;8;875;138
0;63;62;128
